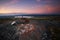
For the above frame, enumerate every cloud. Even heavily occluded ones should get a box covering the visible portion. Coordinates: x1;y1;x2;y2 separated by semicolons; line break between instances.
0;0;19;5
30;5;60;14
36;0;41;2
0;5;60;14
36;0;60;6
46;5;60;13
10;0;19;4
0;0;60;14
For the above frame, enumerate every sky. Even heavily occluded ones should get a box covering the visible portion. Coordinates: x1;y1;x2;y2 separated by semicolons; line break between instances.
0;0;60;14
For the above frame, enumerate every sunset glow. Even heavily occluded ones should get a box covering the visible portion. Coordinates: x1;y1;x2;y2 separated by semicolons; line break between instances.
0;0;60;14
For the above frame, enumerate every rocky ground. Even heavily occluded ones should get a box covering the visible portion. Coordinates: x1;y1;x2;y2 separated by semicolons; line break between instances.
0;19;60;40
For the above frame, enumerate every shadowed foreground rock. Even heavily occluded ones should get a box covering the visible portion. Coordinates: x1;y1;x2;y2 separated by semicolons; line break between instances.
0;19;60;40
